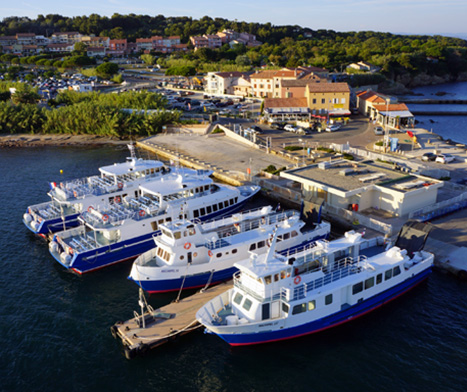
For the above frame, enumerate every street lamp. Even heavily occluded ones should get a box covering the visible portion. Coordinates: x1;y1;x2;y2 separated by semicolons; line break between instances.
385;97;390;152
298;138;305;167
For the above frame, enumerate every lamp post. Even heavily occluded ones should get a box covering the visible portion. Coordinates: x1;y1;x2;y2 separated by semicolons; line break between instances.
298;138;305;167
385;98;390;152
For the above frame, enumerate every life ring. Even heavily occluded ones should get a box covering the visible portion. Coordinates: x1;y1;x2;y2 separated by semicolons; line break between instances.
184;242;191;250
87;206;94;213
139;210;145;217
68;248;73;255
115;196;121;203
117;182;123;189
73;191;78;197
294;276;301;285
102;214;109;222
208;250;213;257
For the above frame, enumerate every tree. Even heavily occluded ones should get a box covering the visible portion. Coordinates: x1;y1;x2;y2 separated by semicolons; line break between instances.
235;55;251;66
95;62;119;79
73;42;87;55
141;54;155;66
11;85;40;105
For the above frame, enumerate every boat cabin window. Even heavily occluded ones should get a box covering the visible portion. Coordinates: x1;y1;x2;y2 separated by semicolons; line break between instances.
212;204;218;212
200;208;206;216
229;199;234;206
174;231;181;240
276;235;282;242
161;228;172;238
365;277;375;289
264;275;272;284
242;298;253;311
207;206;212;214
284;233;290;240
274;274;279;282
204;185;210;191
233;293;243;305
194;210;199;218
150;221;158;231
218;203;223;210
280;270;286;279
352;282;363;295
325;294;333;305
188;227;196;236
376;273;383;284
282;303;289;314
393;266;401;277
308;300;316;311
234;197;238;203
292;303;306;315
179;255;184;260
216;253;222;258
249;243;256;251
232;249;237;254
257;240;266;249
385;269;393;280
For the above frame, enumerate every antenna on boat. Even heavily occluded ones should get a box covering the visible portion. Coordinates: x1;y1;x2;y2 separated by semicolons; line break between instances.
265;228;279;263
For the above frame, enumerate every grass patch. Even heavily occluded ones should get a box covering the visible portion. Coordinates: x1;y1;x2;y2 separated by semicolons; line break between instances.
284;145;304;151
263;165;286;175
212;127;224;134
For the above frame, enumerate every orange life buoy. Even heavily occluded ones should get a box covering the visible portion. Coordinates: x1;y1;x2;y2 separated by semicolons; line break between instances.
102;214;109;222
208;250;213;257
118;182;123;189
184;242;191;250
69;248;73;255
73;191;78;197
87;206;94;213
139;210;145;217
115;196;121;203
294;276;301;285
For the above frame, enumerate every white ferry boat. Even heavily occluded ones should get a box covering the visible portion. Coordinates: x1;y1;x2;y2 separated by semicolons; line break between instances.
196;224;433;346
129;206;330;293
23;145;211;237
49;174;260;274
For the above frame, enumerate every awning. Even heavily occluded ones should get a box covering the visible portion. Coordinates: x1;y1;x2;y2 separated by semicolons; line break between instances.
329;109;351;116
383;110;414;118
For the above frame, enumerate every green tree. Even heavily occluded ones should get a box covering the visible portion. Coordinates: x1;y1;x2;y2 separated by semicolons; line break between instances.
11;84;40;105
141;54;156;66
95;62;119;79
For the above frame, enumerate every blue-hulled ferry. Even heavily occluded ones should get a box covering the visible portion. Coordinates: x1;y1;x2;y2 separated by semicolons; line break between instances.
196;225;434;346
48;174;259;274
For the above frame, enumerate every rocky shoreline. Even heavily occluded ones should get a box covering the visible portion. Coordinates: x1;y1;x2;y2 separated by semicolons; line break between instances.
0;134;134;148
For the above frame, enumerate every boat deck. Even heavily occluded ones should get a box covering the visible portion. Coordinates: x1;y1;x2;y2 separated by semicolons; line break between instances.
112;281;232;359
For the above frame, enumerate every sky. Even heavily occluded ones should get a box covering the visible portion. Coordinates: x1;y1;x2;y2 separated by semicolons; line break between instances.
2;0;467;38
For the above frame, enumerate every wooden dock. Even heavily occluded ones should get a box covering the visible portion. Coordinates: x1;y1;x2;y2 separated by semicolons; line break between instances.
111;281;232;359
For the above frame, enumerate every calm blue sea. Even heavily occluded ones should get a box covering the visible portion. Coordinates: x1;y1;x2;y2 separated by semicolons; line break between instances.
1;145;467;392
403;81;467;144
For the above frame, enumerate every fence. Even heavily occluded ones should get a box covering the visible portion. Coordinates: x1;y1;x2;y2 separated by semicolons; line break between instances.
409;191;467;221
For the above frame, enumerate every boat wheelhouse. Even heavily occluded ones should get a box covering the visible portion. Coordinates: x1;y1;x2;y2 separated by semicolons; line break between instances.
129;206;330;293
23;146;212;236
49;174;260;274
196;224;434;346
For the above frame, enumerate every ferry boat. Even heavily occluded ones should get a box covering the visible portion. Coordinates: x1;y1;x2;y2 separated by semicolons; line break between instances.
23;144;211;237
196;224;434;346
49;174;260;274
129;206;330;293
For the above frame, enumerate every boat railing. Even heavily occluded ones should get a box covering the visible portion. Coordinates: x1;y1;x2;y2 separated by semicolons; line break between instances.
135;248;159;266
291;259;363;301
232;272;279;303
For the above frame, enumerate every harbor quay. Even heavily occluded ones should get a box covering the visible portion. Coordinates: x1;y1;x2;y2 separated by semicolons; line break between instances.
137;118;467;280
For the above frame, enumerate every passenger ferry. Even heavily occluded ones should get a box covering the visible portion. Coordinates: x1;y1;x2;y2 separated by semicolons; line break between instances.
23;145;211;237
196;226;434;346
49;174;260;274
129;206;330;293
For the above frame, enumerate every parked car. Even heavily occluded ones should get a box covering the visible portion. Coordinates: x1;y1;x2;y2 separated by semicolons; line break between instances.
435;154;455;164
325;124;341;132
374;126;384;135
251;125;262;133
284;124;297;132
270;122;286;130
421;152;437;162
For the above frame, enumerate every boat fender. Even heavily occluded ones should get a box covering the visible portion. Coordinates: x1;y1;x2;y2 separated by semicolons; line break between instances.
73;191;78;197
118;182;124;189
184;242;191;250
110;325;119;339
102;214;109;222
208;250;213;257
123;345;137;360
139;210;145;217
23;213;33;223
88;206;94;213
294;276;301;285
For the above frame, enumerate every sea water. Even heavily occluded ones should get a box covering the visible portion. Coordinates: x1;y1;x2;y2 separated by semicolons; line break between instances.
1;146;467;392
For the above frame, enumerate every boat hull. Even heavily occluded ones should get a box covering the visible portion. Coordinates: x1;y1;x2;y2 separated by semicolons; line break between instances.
23;212;81;236
212;267;432;346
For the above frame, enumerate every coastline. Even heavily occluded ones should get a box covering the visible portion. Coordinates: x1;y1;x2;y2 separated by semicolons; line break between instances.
0;133;134;148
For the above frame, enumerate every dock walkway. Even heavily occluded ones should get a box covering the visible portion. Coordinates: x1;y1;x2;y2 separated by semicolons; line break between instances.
112;282;232;359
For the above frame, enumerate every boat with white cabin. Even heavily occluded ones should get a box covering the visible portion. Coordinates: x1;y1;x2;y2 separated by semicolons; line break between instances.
129;206;330;293
23;144;211;237
49;174;260;274
196;222;434;346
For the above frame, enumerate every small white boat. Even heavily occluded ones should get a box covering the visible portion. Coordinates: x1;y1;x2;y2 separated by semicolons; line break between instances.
196;223;434;346
129;206;330;293
49;174;260;274
23;144;211;237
